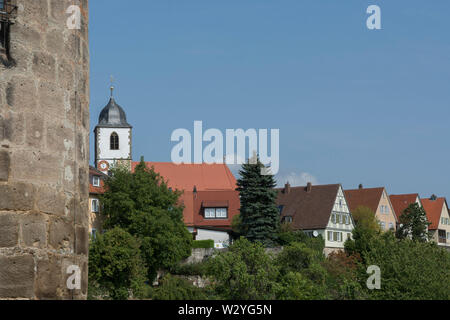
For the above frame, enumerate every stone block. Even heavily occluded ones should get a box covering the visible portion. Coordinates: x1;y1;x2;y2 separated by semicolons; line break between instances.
0;150;10;181
25;112;44;148
11;150;61;184
32;51;56;81
0;213;19;247
21;213;48;248
36;185;66;216
0;182;35;211
0;112;25;145
75;226;89;255
5;75;37;109
35;254;62;300
48;217;73;250
0;255;35;298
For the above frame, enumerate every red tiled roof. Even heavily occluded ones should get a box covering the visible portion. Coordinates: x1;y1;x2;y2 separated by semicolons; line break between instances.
421;198;447;230
131;162;239;228
131;162;237;192
276;184;341;230
389;194;420;220
89;166;107;195
344;187;384;214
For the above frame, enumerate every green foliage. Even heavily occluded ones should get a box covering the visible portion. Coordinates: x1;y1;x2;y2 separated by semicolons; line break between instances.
150;274;209;300
275;241;328;299
170;261;209;276
351;206;381;233
323;251;366;300
230;213;243;238
206;237;281;299
346;226;450;299
364;233;450;299
192;239;214;249
236;157;280;247
396;203;431;242
277;224;325;253
345;207;381;262
276;272;321;300
88;227;147;300
100;160;192;281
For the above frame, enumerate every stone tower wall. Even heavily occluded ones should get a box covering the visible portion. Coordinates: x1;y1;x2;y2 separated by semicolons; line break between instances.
0;0;89;299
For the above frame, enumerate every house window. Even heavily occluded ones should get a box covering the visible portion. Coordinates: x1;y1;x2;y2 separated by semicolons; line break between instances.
93;176;100;187
91;228;97;239
331;213;336;224
283;216;293;223
333;232;342;242
204;207;228;219
110;132;119;150
278;205;284;215
347;233;352;240
345;214;350;225
389;222;394;230
338;214;343;224
91;199;99;213
327;231;333;241
0;1;4;10
379;221;386;230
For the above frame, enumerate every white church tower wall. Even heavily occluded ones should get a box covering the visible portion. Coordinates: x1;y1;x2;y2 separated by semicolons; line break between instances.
94;88;132;173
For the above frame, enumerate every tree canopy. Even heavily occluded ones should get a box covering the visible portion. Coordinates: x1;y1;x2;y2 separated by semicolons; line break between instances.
100;160;192;281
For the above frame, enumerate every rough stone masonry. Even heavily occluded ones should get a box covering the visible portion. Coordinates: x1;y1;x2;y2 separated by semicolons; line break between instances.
0;0;90;299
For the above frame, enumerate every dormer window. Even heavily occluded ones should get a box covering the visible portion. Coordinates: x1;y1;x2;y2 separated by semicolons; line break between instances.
93;176;100;187
110;132;119;150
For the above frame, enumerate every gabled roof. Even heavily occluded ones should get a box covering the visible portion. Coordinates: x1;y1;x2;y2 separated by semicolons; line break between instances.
275;184;341;230
389;194;420;220
421;197;448;230
344;187;384;214
131;162;237;192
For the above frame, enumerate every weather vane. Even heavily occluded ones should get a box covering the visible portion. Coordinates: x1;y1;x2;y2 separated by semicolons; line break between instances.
110;75;115;97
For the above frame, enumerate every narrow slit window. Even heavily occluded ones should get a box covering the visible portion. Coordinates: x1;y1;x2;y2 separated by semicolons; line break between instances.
110;132;119;150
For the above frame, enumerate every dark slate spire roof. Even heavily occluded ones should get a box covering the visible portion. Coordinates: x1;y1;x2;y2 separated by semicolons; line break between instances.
97;97;132;128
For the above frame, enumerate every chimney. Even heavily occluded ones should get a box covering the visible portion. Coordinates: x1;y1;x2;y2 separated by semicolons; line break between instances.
285;182;291;194
359;184;363;190
306;182;312;193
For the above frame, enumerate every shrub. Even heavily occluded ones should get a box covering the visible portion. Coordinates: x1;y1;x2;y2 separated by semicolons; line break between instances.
206;237;281;299
88;227;147;300
151;274;209;300
170;261;209;276
192;239;214;249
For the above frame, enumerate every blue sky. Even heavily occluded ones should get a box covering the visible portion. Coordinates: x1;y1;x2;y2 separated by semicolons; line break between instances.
89;0;450;199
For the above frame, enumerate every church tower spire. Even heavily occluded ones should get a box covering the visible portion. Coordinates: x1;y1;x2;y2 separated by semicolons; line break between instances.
94;84;132;173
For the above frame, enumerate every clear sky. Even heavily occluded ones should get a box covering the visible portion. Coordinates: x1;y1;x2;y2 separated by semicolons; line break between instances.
89;0;450;199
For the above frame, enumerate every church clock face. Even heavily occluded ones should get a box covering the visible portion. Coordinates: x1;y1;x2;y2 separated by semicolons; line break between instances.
98;161;109;171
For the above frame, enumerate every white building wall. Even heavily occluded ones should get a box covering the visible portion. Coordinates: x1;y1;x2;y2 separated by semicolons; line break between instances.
96;127;131;168
196;229;230;248
325;186;355;249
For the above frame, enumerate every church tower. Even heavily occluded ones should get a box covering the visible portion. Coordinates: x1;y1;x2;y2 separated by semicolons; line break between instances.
94;87;132;173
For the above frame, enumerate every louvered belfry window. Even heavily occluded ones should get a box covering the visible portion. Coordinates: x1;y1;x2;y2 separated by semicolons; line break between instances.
110;132;119;150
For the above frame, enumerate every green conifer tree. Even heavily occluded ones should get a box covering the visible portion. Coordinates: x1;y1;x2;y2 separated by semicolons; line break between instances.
236;156;280;247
